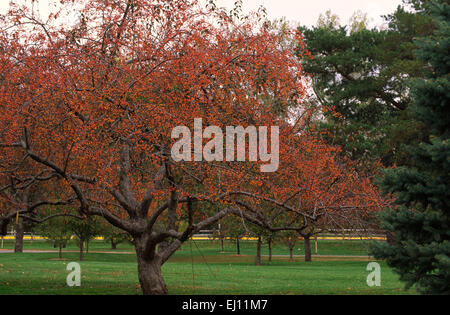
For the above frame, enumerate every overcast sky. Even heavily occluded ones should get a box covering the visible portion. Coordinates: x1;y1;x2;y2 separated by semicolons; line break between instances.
212;0;404;28
0;0;404;28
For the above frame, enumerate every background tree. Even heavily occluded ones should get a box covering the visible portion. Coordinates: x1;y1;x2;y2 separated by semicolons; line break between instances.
316;10;341;29
219;215;247;255
35;216;73;259
0;176;75;251
68;215;103;261
213;220;225;252
247;223;272;266
103;223;132;250
266;231;277;262
298;0;437;169
279;230;298;261
348;10;370;33
371;2;450;295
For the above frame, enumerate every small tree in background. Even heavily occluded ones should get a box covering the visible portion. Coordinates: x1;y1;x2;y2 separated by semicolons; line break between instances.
103;224;132;250
247;225;266;266
219;215;247;255
266;231;278;262
36;216;72;259
68;216;103;261
279;231;299;261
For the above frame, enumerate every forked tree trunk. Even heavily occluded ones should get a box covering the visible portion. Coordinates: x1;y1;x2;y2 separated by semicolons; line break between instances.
304;235;312;262
135;238;168;295
14;217;24;253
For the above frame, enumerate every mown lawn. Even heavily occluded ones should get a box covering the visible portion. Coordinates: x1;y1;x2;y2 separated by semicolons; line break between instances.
0;237;373;255
0;239;416;295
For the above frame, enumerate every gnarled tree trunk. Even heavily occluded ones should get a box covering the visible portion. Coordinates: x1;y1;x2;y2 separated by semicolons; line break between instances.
137;256;167;295
135;237;168;295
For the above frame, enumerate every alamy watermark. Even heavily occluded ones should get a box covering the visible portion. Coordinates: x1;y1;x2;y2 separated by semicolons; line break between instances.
66;262;81;287
366;262;381;287
171;118;279;172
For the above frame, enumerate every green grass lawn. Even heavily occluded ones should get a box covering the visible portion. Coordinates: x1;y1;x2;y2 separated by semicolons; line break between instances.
0;239;416;295
0;237;373;255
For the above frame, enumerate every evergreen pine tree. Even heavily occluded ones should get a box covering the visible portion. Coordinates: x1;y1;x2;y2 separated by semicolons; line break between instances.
298;2;436;169
371;1;450;294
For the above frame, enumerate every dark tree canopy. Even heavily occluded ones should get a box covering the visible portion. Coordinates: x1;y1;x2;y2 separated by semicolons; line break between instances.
298;1;439;168
371;1;450;295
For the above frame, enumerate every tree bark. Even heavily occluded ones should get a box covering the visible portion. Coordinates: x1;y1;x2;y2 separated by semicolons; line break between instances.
135;238;168;295
315;237;318;254
14;217;24;253
304;235;312;262
268;238;272;262
79;239;84;261
58;242;63;259
111;239;117;249
158;240;170;254
289;246;294;260
236;237;240;255
136;256;167;295
255;236;262;266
